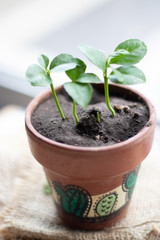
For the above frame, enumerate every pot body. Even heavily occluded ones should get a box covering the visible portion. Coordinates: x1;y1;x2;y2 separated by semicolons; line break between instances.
25;84;156;230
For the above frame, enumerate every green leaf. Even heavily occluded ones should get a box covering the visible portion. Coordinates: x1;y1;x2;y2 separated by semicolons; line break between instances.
26;64;52;86
76;73;101;83
109;39;147;65
78;45;106;71
109;49;129;58
109;49;129;63
63;82;92;107
66;58;86;82
38;54;49;70
50;54;78;72
109;66;146;85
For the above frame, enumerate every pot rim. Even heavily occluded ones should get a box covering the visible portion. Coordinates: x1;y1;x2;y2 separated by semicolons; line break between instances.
25;83;156;153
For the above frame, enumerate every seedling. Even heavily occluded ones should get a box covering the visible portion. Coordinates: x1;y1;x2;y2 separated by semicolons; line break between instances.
64;58;101;124
79;39;147;116
26;54;101;124
26;54;80;120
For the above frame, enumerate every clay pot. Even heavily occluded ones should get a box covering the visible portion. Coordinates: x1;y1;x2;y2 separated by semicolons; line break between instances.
25;84;156;230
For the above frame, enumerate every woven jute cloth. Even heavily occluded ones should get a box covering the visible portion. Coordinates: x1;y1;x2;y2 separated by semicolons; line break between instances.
0;105;160;240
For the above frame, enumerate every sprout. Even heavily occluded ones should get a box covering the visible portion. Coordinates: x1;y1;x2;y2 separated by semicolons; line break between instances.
79;39;147;116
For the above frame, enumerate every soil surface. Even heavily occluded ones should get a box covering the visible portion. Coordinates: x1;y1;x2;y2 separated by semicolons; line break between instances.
31;86;149;147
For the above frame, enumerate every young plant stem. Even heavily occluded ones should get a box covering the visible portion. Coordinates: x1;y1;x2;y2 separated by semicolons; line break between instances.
50;82;65;120
103;62;115;116
73;100;79;125
97;111;100;123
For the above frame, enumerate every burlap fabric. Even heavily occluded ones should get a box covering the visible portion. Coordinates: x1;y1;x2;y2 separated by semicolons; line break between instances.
0;105;160;240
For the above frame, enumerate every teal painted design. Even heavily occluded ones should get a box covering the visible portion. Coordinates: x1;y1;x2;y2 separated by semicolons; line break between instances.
122;165;140;200
53;182;92;218
95;192;118;217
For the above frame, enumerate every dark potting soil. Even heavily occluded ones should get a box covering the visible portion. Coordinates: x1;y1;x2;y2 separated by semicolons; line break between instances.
31;86;150;147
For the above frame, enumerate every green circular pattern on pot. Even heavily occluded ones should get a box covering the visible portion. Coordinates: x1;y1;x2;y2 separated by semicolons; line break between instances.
96;192;118;216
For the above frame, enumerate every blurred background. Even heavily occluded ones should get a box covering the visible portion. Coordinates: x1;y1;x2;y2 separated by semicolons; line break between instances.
0;0;160;122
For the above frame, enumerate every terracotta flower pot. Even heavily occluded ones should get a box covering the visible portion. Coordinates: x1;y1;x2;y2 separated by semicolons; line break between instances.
25;84;156;230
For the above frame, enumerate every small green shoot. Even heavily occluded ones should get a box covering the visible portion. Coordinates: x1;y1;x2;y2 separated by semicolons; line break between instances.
97;111;100;123
26;54;80;120
79;39;147;116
